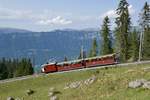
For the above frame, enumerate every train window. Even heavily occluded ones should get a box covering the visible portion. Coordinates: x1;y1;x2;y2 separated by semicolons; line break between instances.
44;67;47;70
65;64;67;66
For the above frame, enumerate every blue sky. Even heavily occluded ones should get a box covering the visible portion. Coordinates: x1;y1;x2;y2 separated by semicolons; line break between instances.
0;0;149;31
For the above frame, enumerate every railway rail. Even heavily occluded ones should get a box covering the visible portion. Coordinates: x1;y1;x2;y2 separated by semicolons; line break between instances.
0;60;150;84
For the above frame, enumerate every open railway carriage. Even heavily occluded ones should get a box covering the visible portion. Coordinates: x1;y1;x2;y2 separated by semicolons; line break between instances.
41;53;117;73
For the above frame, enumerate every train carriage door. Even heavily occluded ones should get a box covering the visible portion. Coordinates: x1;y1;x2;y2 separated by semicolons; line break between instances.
82;60;86;68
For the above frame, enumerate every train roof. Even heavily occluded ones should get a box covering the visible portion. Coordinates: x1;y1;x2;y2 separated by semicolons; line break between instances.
84;53;115;61
57;59;82;65
57;53;115;65
41;62;56;67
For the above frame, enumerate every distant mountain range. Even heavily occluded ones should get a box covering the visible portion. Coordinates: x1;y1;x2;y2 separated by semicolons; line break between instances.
0;28;100;65
0;28;32;34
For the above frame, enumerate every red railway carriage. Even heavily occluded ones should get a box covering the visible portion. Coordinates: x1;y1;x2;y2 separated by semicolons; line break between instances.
41;62;57;73
85;54;116;67
41;53;117;73
57;59;84;72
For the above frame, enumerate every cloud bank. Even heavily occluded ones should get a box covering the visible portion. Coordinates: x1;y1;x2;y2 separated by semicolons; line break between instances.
37;16;72;25
0;8;72;26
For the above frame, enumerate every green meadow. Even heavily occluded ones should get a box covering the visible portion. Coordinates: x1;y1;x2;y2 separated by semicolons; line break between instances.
1;63;150;100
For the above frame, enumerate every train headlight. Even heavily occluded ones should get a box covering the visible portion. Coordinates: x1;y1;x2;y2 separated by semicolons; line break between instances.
41;68;45;72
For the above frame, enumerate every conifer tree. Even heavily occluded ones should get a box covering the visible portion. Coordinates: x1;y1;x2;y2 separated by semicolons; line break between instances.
78;47;86;59
130;29;139;61
14;58;33;77
100;16;113;55
115;0;131;62
64;56;68;61
26;59;34;75
139;2;150;59
7;59;14;78
0;58;8;80
78;48;82;59
89;38;98;57
0;58;33;79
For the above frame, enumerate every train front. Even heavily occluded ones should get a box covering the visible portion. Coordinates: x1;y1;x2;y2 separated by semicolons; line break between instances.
41;62;57;73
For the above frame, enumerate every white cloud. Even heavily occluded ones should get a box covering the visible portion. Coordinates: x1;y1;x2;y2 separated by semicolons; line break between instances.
37;16;72;25
128;5;135;14
100;10;117;19
100;5;135;19
0;7;72;26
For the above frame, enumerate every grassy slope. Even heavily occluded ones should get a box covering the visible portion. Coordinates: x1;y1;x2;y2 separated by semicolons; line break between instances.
1;63;150;100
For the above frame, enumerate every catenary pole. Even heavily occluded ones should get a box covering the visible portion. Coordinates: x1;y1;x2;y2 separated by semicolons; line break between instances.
138;30;143;62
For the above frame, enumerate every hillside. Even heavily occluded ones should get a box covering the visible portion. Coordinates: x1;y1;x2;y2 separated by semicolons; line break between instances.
1;63;150;100
0;28;99;65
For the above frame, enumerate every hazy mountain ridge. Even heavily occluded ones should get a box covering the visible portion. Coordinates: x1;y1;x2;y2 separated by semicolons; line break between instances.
0;28;100;65
0;28;33;34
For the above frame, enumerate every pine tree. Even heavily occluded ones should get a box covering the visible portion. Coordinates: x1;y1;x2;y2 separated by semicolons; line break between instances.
64;56;68;61
89;38;98;57
130;29;139;61
78;47;86;59
139;2;150;30
139;2;150;59
78;48;82;59
115;0;131;62
0;58;8;80
14;59;25;77
100;16;113;55
7;59;14;78
26;59;34;75
14;58;33;77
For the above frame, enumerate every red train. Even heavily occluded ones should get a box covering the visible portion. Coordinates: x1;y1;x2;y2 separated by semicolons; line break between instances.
41;54;118;73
